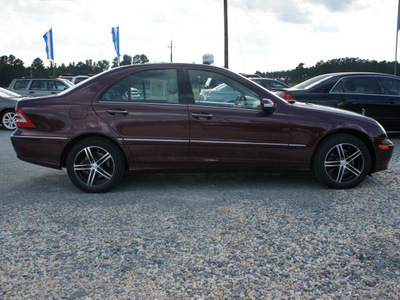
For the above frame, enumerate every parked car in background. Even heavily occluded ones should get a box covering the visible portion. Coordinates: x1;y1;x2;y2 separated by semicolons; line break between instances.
0;87;21;130
59;75;90;84
11;64;393;193
251;78;289;91
8;78;74;97
276;72;400;131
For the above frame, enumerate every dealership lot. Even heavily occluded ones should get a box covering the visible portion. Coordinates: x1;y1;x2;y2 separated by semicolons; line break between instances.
0;129;399;298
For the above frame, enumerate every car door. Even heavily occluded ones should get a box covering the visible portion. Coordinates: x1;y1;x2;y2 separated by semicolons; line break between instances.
330;76;386;124
92;68;189;164
185;68;290;165
28;80;52;97
376;76;400;130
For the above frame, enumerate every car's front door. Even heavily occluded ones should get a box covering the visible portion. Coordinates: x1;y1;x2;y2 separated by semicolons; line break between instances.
331;76;387;124
92;68;189;164
185;68;290;166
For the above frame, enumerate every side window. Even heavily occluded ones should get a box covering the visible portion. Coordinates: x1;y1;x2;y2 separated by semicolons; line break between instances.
378;77;400;95
101;69;179;103
30;80;47;90
49;80;68;91
188;70;260;109
13;80;30;90
332;77;381;95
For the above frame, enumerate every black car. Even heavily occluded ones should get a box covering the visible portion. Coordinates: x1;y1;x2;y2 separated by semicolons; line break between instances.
276;72;400;131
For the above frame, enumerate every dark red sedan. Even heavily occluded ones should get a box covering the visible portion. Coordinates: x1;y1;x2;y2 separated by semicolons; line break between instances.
11;64;394;192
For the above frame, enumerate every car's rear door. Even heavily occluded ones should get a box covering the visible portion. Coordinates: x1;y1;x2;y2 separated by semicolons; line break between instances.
92;68;189;165
376;76;400;130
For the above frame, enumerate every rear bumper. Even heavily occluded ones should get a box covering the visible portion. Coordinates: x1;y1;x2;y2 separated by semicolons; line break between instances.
11;132;66;169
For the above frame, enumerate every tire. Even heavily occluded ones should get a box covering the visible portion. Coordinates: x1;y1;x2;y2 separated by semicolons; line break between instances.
313;134;371;189
1;110;17;130
66;138;125;193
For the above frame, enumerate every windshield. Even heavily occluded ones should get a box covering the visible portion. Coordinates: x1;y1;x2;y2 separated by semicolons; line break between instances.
291;74;334;90
0;87;21;98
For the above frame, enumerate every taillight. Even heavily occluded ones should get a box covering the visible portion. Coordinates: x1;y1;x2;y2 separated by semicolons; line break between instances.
281;92;296;101
15;104;36;128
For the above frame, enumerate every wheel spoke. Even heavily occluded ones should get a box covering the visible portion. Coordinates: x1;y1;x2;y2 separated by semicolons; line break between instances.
96;153;112;167
336;144;345;160
335;165;346;182
346;163;362;177
346;149;362;163
74;163;92;171
325;160;341;168
87;169;97;186
84;147;96;164
96;166;113;180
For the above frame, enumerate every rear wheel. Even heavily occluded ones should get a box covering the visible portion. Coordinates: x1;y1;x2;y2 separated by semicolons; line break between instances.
66;138;125;193
1;110;17;130
313;134;371;189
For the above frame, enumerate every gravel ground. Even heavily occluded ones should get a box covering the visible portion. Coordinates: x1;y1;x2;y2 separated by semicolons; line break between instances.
0;130;399;299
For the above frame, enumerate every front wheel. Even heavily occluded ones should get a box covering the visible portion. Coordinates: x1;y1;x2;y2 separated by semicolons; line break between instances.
1;110;17;130
66;138;125;193
313;134;371;189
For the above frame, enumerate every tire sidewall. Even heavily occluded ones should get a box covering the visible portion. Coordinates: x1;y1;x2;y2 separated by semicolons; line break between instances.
313;134;371;189
66;138;125;193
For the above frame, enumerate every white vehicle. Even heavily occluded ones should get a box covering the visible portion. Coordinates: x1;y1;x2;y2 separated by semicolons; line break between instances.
8;78;74;97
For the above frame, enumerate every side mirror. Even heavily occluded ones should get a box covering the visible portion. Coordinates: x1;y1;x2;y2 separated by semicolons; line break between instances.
261;98;276;112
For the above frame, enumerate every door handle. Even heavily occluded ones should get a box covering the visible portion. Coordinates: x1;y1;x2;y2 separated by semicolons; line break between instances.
386;100;396;104
191;113;213;120
107;109;129;115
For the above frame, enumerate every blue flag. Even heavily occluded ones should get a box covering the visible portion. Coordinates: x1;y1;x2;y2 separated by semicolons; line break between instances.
111;26;120;57
398;0;400;31
43;28;54;61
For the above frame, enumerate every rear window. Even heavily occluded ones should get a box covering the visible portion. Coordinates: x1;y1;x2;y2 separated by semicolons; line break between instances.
13;80;30;90
291;74;334;90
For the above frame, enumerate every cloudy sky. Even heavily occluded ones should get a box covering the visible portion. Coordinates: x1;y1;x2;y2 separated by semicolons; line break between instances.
1;0;399;73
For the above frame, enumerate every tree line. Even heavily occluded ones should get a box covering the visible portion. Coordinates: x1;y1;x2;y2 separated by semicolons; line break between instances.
0;54;149;87
1;54;398;88
256;57;398;85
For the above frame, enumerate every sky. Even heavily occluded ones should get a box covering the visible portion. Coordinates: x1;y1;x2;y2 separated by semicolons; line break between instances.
1;0;399;74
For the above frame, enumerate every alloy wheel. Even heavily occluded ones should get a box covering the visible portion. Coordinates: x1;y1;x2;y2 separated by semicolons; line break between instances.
324;143;364;183
73;146;115;187
2;111;17;130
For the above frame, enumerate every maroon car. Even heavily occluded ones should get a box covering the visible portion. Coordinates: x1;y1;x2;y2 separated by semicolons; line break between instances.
11;64;394;192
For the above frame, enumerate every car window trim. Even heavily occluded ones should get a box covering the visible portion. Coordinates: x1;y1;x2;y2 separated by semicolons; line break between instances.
98;67;187;105
182;67;263;108
329;75;383;96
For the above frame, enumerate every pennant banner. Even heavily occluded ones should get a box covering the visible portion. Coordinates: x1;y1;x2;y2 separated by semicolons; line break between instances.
112;26;120;57
43;28;54;61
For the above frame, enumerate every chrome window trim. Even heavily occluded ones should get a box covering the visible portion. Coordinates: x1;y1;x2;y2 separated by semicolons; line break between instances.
329;75;400;97
99;100;186;106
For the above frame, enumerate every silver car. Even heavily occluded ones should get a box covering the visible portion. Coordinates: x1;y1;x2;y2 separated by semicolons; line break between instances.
8;78;74;97
0;87;21;130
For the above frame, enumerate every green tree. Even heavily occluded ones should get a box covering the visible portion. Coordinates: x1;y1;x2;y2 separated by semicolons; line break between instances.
120;54;132;66
133;54;149;64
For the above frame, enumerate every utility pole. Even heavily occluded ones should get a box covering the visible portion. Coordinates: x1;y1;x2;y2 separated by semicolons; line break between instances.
168;41;174;63
224;0;228;69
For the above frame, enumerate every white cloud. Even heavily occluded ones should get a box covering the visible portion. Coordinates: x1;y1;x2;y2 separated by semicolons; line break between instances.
0;0;397;73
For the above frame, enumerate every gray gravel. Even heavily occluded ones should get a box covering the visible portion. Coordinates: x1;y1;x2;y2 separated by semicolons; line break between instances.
1;129;399;299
